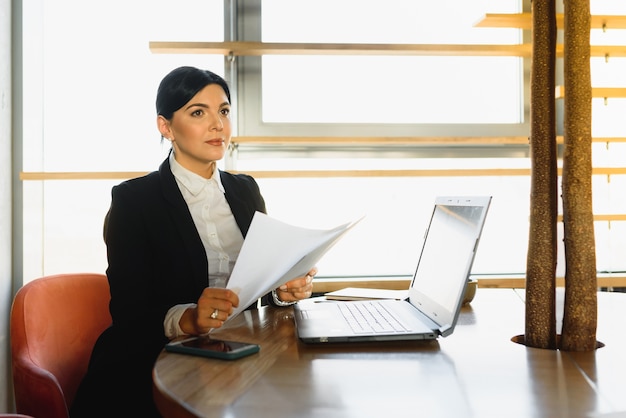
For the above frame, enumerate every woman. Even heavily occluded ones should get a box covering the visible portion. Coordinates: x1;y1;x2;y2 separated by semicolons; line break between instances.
71;66;315;417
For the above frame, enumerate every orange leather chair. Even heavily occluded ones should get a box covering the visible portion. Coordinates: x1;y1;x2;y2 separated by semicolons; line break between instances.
10;273;111;418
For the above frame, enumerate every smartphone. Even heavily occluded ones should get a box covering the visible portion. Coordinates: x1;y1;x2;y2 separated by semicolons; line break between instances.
165;336;260;360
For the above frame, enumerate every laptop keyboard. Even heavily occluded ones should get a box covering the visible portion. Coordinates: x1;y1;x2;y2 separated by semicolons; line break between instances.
338;301;411;334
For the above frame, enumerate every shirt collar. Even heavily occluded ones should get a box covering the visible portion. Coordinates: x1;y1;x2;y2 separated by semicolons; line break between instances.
169;151;225;196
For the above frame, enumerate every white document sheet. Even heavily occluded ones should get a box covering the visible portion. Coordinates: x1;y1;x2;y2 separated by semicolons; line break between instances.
225;212;362;321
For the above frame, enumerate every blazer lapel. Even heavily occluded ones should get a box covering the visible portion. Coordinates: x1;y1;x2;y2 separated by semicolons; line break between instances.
158;159;208;289
220;172;256;237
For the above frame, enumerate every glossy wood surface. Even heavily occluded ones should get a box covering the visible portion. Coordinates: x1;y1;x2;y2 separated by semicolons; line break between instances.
153;289;626;418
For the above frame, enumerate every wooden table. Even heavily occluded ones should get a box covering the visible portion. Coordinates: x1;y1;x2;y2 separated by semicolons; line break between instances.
153;289;626;418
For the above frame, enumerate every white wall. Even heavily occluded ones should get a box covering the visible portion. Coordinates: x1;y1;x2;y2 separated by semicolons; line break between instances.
0;0;13;412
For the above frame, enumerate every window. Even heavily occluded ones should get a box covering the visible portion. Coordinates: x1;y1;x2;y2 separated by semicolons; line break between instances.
234;0;626;280
260;0;523;124
22;0;225;280
20;0;626;284
237;0;533;279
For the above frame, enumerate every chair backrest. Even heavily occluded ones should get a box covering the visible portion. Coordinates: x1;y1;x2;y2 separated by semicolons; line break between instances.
10;273;111;418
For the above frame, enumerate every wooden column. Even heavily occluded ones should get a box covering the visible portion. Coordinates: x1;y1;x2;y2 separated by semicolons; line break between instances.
561;0;598;351
525;0;558;349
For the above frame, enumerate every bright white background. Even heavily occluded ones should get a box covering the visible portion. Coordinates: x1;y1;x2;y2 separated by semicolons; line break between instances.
20;0;626;282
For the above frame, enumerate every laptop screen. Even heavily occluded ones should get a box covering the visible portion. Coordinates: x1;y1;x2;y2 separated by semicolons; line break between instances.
408;196;491;328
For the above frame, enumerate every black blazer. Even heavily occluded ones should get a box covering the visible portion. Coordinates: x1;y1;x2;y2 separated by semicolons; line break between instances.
105;157;266;339
72;157;267;417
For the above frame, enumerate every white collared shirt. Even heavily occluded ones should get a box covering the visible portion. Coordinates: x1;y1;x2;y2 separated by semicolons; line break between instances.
164;152;244;338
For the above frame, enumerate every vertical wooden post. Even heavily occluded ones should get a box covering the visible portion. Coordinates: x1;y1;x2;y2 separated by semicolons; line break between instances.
525;0;558;349
561;0;598;351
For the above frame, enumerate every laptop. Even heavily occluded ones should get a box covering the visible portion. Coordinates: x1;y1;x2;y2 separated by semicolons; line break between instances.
293;196;492;343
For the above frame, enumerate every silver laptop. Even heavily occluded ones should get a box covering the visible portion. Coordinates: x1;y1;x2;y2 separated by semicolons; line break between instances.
294;196;492;343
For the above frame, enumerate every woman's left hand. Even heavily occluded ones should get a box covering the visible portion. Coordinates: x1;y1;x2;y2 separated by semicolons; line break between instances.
275;267;317;302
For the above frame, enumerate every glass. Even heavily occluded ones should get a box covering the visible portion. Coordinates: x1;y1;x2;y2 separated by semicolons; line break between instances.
20;0;626;284
261;0;523;124
22;0;225;281
24;0;225;173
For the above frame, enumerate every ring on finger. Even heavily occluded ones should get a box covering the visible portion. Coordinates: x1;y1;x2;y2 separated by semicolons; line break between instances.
210;309;219;319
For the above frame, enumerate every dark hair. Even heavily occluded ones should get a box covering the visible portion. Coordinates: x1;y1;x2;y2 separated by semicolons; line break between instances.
156;66;231;120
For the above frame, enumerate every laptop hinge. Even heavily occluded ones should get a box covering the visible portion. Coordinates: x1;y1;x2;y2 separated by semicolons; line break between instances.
439;324;453;337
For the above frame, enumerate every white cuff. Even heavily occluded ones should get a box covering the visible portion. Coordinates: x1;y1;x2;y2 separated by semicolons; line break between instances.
164;303;197;339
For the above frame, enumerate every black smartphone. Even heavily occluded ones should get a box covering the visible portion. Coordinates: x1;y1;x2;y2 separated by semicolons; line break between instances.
165;336;260;360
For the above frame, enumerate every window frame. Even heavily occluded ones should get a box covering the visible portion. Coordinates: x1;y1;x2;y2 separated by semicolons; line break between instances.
233;0;531;140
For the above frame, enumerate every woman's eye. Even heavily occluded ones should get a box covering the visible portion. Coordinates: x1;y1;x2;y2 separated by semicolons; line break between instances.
221;108;230;116
191;109;204;117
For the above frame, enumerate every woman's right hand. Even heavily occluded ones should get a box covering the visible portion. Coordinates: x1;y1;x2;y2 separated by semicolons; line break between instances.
180;288;240;335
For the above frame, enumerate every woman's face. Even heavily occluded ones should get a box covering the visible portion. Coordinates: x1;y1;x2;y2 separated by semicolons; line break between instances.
158;83;232;177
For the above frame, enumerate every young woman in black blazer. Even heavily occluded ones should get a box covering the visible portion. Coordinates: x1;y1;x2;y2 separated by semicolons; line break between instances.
71;66;316;417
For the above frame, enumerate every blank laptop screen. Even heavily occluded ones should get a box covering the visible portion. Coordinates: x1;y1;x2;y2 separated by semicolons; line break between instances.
409;201;488;322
